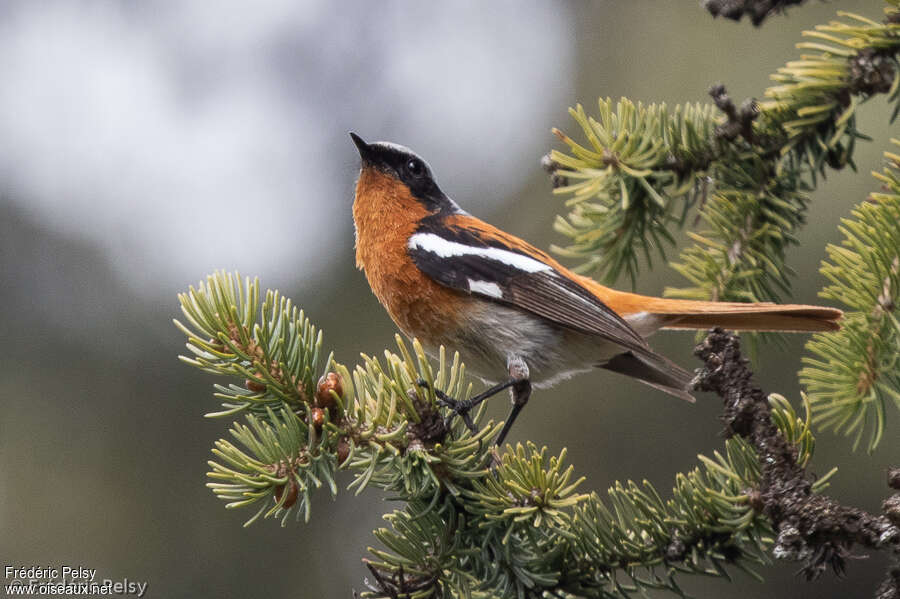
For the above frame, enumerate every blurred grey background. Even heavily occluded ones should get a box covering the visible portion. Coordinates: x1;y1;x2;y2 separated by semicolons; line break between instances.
1;1;897;597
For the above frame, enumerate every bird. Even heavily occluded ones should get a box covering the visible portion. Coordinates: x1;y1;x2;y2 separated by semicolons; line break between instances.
348;132;842;446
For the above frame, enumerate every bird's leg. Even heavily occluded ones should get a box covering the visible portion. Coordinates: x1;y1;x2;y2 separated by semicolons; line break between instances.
493;357;532;447
417;378;516;433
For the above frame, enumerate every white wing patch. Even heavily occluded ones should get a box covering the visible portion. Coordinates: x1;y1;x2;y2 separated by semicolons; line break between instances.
408;232;553;274
468;279;503;298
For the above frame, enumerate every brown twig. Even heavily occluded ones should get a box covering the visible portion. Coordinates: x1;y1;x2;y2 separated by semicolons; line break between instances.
693;329;900;594
704;0;809;26
709;84;759;145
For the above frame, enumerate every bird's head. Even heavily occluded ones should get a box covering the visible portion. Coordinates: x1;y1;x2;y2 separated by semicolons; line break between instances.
350;132;454;214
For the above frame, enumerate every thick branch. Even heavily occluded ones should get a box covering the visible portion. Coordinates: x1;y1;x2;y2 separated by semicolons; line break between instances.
693;329;900;592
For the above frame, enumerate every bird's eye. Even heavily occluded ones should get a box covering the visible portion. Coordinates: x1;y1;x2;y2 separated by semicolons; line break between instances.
406;159;424;178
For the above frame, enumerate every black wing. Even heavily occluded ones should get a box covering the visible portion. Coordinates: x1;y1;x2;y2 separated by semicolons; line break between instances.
407;227;694;400
407;229;648;353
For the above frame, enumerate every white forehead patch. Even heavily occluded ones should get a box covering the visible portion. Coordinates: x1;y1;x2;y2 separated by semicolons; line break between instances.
408;232;553;274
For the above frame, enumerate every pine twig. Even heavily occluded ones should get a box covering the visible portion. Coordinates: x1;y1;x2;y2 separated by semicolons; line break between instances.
551;3;900;302
800;142;900;452
693;329;900;592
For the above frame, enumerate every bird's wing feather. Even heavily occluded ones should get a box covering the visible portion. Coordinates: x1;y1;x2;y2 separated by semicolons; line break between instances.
407;222;694;400
407;228;649;354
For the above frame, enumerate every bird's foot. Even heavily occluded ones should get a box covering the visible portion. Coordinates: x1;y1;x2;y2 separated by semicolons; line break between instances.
416;379;479;433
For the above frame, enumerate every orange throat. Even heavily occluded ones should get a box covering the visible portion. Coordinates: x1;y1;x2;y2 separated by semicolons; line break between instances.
352;167;463;339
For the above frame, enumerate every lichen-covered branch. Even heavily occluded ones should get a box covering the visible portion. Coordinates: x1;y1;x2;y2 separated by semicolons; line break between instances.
704;0;810;26
694;329;900;592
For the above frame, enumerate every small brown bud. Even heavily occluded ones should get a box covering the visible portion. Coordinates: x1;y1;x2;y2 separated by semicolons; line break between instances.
316;372;343;408
274;478;298;508
245;378;267;392
746;489;764;512
310;407;325;430
336;438;350;466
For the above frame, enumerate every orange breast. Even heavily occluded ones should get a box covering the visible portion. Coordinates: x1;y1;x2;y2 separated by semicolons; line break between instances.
353;168;465;338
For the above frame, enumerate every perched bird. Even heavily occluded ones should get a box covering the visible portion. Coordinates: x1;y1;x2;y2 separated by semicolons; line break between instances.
349;133;842;445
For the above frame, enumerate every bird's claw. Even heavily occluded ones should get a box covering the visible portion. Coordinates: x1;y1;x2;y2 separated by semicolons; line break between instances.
416;379;478;433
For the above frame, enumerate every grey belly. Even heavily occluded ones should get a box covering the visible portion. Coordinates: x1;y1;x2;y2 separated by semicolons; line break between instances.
420;302;622;389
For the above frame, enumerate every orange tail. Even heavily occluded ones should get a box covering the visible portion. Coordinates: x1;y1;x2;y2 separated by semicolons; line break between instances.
579;278;843;333
634;298;842;332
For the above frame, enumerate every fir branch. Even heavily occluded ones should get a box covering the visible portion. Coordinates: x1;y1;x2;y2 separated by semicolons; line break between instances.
665;153;808;302
174;271;323;416
549;3;900;302
365;444;587;599
549;99;718;286
671;3;899;301
563;436;771;596
694;329;900;587
364;396;834;598
759;8;900;168
175;274;894;597
801;141;900;452
176;272;501;526
207;406;339;525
